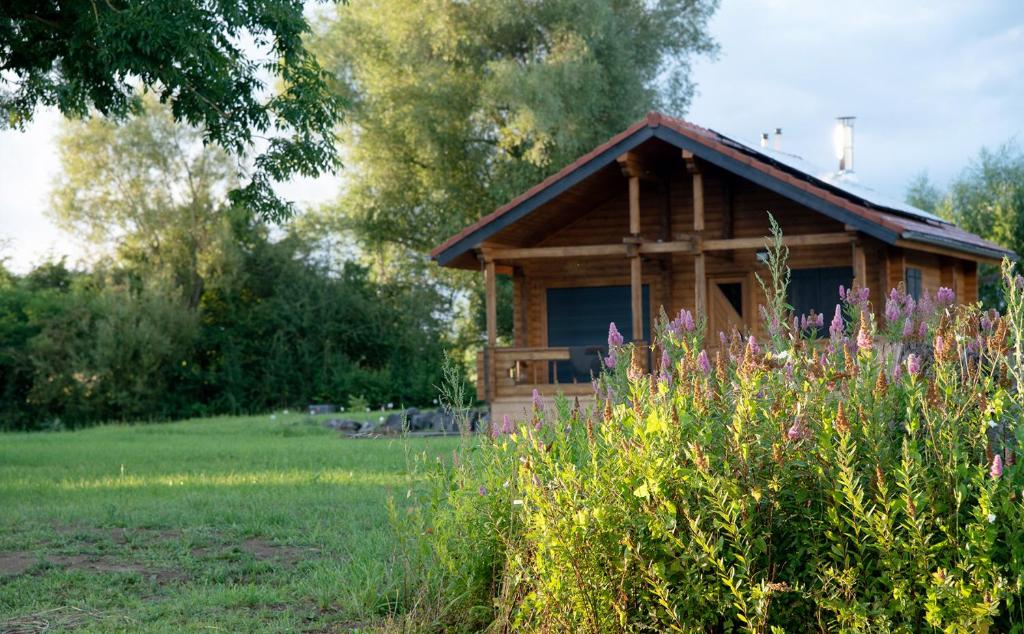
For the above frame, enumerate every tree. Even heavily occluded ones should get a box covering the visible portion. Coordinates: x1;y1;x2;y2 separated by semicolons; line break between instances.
905;142;1024;306
312;0;719;253
1;0;343;220
50;99;238;308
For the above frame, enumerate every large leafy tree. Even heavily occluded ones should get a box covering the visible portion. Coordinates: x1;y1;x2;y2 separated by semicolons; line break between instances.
312;0;719;253
50;99;239;309
1;0;343;220
906;142;1024;306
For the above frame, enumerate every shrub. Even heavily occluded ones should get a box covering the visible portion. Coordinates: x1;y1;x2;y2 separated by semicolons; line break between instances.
407;255;1024;632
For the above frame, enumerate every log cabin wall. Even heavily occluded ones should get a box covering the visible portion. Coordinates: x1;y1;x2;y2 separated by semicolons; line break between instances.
508;155;981;349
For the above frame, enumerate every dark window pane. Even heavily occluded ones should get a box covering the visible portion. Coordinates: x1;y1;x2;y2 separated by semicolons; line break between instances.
788;267;853;318
546;285;649;382
905;267;922;300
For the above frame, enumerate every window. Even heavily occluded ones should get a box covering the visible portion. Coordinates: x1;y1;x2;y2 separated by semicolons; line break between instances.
905;267;922;300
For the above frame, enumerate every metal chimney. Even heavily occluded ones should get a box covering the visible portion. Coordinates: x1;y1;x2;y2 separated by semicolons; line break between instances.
833;116;855;173
773;127;782;151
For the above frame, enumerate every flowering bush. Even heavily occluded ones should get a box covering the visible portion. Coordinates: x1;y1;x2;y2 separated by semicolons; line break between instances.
402;256;1024;632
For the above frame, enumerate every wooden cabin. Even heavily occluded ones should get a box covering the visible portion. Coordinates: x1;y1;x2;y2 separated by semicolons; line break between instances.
431;112;1013;420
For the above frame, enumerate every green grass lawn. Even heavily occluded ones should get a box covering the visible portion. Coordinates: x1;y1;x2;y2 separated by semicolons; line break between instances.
0;412;460;632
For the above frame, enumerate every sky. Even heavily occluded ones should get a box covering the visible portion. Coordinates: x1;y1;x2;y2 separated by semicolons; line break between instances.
1;0;1022;273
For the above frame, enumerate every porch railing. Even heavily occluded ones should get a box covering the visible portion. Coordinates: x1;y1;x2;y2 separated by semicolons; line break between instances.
476;347;602;401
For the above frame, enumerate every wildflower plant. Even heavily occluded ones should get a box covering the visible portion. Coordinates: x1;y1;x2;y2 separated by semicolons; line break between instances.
402;248;1024;632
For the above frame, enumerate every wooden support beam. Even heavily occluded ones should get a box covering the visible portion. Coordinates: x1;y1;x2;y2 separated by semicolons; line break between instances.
638;240;698;255
694;252;706;318
485;244;626;260
683;150;705;233
852;242;867;289
483;240;698;261
485;259;497;347
628;176;640;235
702;232;856;251
617;151;661;182
631;255;643;341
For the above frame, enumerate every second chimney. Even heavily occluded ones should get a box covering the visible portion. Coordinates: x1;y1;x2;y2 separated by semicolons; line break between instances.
774;127;782;151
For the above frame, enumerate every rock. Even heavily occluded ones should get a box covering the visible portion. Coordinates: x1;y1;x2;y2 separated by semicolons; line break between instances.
323;418;361;432
308;404;336;415
408;411;434;431
378;413;407;434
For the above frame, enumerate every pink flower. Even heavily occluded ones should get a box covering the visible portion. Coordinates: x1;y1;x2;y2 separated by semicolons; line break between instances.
906;353;921;377
838;285;847;301
531;388;543;411
719;331;728;346
604;354;616;369
902;318;914;338
892;363;902;383
829;305;844;340
918;321;928;338
936;287;955;305
501;415;513;435
857;323;873;351
981;314;993;332
747;336;760;357
787;419;807;441
478;485;488;496
608;322;624;349
991;454;1003;479
783;362;794;380
697;350;712;374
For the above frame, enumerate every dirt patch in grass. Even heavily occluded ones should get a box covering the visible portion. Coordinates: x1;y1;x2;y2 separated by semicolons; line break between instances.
0;552;37;576
191;538;317;566
45;554;185;584
51;524;182;545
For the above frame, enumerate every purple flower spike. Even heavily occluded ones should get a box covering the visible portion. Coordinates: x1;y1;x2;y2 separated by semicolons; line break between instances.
478;485;488;496
936;287;955;305
697;350;711;374
604;354;616;369
829;305;844;340
838;285;846;300
747;336;760;357
902;318;914;338
719;331;728;346
608;322;624;349
885;299;900;324
501;415;513;435
918;321;928;338
906;353;921;377
991;454;1003;479
531;388;543;411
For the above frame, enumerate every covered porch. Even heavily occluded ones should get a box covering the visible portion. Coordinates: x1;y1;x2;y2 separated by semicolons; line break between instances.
475;148;864;419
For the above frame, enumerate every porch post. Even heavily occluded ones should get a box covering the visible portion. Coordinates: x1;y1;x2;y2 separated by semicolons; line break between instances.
684;150;707;318
628;175;643;341
852;242;867;291
484;257;497;401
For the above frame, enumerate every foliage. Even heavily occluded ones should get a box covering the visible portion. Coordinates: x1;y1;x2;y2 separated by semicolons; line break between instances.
0;0;343;221
0;413;461;630
51;99;239;309
906;142;1024;307
406;254;1024;631
312;0;718;253
0;232;454;429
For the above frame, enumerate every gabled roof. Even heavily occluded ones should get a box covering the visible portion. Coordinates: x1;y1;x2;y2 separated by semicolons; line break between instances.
432;112;1015;266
